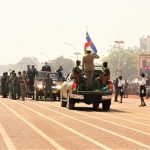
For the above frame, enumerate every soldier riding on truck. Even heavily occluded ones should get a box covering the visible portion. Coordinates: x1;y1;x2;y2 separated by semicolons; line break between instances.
60;49;113;111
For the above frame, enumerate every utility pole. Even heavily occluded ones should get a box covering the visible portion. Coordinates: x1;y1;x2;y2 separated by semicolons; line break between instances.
65;42;81;60
114;41;124;77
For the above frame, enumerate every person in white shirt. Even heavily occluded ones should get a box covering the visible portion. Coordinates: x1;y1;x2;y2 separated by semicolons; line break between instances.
139;73;146;107
118;76;124;103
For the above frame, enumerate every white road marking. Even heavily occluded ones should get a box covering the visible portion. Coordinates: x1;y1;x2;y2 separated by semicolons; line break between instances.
0;101;65;150
40;103;150;136
0;123;16;150
49;103;150;127
13;101;112;150
114;112;150;121
36;102;150;149
98;112;150;127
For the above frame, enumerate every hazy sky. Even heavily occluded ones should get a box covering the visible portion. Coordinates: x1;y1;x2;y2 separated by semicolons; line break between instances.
0;0;150;65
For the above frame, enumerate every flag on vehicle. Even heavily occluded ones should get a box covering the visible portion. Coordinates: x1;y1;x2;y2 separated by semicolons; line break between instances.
84;32;97;54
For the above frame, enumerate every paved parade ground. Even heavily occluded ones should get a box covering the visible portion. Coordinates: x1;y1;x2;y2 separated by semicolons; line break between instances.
0;96;150;150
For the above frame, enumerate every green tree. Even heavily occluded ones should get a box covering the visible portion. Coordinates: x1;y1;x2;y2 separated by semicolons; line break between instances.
50;56;75;76
102;47;140;81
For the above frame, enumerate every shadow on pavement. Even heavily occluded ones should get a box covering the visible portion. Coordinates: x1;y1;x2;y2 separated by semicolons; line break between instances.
73;107;129;113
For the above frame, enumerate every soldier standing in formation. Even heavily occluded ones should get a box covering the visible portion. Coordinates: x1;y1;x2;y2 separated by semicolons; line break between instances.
43;73;53;101
114;78;119;102
8;70;15;99
82;49;99;90
12;73;19;100
123;79;129;98
20;71;27;101
1;72;8;98
17;71;22;99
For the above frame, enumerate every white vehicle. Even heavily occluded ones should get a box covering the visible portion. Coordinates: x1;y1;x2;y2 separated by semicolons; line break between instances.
60;66;113;111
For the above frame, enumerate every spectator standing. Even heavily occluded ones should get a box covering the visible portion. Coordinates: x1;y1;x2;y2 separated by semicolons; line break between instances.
139;73;146;107
118;76;124;103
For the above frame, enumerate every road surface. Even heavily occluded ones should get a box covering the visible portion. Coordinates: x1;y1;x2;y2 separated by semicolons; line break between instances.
0;96;150;150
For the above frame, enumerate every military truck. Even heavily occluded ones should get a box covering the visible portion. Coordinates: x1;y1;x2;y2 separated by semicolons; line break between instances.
60;66;113;111
34;71;62;100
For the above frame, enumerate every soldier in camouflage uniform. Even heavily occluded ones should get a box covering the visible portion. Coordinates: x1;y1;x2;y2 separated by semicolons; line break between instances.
43;73;53;101
17;71;22;99
20;71;27;101
12;73;19;100
1;72;8;98
8;70;15;99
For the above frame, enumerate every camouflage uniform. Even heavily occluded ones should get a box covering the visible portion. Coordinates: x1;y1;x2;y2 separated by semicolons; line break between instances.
12;73;19;100
20;71;27;100
17;72;22;99
8;71;15;99
1;73;8;98
43;73;53;101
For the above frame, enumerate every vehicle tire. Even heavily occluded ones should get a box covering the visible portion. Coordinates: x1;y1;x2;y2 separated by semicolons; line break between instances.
57;93;60;101
60;92;67;107
34;90;39;101
93;102;99;109
67;94;75;110
102;102;110;111
53;94;57;101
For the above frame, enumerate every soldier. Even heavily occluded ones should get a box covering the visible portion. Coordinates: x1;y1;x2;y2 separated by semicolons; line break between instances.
43;73;53;101
123;79;129;98
114;77;119;102
96;61;110;86
27;65;33;97
12;73;19;100
56;66;64;81
5;72;9;97
8;70;15;99
31;65;37;78
42;62;51;72
82;49;99;90
20;71;27;101
71;60;83;89
1;73;7;98
17;71;22;99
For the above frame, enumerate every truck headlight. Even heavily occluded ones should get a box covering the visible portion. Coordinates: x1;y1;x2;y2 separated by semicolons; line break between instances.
37;83;43;89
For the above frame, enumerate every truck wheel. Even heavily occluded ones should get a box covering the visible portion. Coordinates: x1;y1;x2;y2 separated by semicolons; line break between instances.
57;93;60;101
60;92;67;107
102;102;110;111
93;103;99;109
53;94;57;101
67;94;75;110
34;90;39;101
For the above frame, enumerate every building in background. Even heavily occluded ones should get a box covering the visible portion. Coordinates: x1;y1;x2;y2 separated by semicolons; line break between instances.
139;36;150;78
140;35;150;53
138;54;150;77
